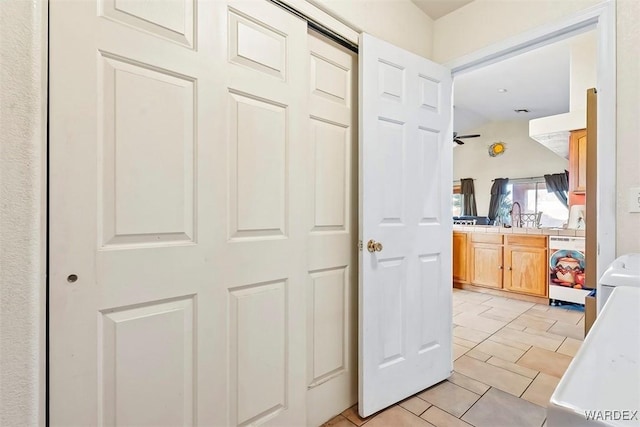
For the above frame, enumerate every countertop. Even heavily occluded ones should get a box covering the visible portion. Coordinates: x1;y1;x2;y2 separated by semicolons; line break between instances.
453;225;586;237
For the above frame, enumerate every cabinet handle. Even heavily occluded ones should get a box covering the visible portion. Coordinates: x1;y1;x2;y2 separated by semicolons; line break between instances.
507;266;512;271
498;266;503;269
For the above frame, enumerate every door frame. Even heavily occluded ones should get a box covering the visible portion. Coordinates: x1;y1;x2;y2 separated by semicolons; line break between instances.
445;0;616;282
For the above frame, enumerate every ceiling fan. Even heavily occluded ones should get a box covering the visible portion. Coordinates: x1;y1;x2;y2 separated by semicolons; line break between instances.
453;132;481;145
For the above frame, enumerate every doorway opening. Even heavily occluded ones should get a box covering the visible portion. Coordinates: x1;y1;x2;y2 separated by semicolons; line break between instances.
447;1;615;283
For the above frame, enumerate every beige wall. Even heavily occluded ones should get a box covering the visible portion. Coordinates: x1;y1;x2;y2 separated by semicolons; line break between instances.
0;0;47;425
312;0;434;57
432;0;601;63
454;120;569;215
435;0;640;255
615;0;640;255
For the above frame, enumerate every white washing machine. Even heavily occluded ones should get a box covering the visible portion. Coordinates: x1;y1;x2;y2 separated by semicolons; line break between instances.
547;287;640;426
597;253;640;313
547;254;640;427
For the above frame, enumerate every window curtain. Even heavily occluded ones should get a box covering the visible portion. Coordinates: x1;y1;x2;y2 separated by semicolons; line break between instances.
544;171;569;207
488;178;509;221
460;178;477;216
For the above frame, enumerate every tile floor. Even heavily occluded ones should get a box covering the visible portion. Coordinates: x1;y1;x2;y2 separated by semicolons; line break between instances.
323;288;585;427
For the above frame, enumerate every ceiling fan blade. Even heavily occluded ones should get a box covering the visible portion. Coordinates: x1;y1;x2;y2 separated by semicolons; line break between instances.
457;134;481;139
454;139;464;145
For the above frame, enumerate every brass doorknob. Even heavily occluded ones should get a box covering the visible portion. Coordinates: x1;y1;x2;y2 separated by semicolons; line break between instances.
367;239;383;253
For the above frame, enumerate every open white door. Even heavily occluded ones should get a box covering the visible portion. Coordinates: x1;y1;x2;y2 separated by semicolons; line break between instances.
358;33;453;417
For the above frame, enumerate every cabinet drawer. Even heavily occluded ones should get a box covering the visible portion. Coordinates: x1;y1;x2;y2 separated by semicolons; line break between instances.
471;233;503;244
505;234;547;248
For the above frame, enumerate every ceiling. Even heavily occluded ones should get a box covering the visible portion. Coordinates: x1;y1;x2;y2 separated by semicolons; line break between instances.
453;39;573;134
411;0;474;20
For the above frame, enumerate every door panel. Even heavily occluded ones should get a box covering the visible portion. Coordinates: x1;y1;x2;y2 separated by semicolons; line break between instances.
311;119;348;230
228;91;287;238
100;0;194;47
229;281;287;426
100;297;195;427
306;31;358;427
51;1;308;426
99;53;196;247
308;267;348;384
419;254;442;350
359;33;453;417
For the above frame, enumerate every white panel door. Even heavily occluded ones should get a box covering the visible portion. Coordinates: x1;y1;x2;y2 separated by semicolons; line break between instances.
306;31;358;426
218;2;309;426
358;33;454;417
50;1;308;425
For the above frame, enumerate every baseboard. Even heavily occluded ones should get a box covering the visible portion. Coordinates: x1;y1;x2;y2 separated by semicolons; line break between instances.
454;283;549;305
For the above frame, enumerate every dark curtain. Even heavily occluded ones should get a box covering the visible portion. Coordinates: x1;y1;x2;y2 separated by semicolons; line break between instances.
488;178;509;221
544;171;569;207
460;178;477;216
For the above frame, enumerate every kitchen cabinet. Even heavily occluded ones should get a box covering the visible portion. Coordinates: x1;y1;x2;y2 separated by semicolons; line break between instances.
462;233;548;297
569;129;587;194
503;235;548;297
453;232;468;284
469;234;503;289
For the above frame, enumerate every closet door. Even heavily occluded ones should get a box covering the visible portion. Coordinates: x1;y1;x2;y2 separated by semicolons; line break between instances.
306;31;358;426
50;0;309;425
213;1;310;426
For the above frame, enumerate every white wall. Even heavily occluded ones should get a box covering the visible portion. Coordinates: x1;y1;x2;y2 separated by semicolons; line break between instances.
0;0;47;425
454;120;569;215
311;0;434;57
436;0;640;255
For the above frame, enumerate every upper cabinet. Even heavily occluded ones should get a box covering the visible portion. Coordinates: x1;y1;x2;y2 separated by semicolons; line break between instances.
569;128;587;194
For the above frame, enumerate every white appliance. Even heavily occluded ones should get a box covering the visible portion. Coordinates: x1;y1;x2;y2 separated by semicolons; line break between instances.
567;204;586;230
597;253;640;313
547;286;640;427
549;236;590;305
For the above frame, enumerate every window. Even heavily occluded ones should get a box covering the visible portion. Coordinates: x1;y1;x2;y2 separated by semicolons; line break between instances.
452;185;462;217
507;180;568;227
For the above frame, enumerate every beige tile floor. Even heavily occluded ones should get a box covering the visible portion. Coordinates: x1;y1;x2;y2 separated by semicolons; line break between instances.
323;288;586;427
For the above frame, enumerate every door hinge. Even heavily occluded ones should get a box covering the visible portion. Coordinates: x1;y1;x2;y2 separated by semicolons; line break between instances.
357;240;363;251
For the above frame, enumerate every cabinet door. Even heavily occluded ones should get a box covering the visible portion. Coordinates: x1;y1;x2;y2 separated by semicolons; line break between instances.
504;246;547;296
469;243;503;289
453;232;468;283
570;129;587;194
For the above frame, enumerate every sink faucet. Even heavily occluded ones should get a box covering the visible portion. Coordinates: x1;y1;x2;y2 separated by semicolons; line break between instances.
510;202;522;227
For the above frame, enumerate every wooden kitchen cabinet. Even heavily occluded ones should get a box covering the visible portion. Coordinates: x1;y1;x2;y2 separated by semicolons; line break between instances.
469;234;503;289
461;233;548;298
569;129;587;194
503;235;548;297
453;232;468;284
